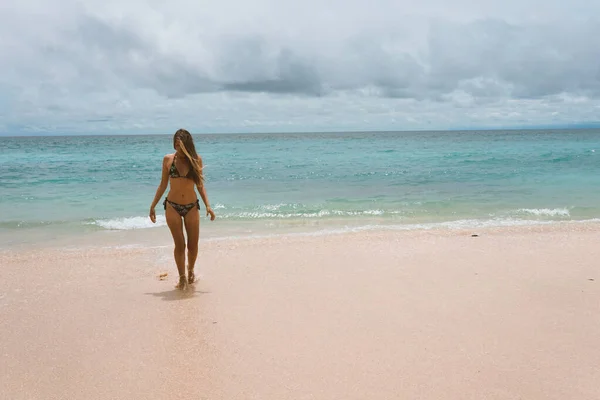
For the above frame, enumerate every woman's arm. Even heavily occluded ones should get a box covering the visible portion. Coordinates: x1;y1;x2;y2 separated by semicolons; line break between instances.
196;156;216;221
149;155;170;223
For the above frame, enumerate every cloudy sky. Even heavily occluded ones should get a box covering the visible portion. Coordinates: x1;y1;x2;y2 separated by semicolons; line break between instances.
1;0;600;135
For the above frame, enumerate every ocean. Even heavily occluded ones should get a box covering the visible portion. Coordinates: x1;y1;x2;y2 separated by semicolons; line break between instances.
1;129;599;248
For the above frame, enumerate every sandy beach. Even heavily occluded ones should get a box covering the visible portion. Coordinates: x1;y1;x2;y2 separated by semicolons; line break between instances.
1;224;599;399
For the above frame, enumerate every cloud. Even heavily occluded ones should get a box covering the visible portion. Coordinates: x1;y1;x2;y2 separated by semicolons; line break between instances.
221;48;323;96
1;0;600;134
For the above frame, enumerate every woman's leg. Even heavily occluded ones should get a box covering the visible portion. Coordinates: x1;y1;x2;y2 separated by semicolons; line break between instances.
183;207;200;283
165;203;187;288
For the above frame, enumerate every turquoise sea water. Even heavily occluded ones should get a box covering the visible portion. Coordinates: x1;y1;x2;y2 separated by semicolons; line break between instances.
1;129;599;247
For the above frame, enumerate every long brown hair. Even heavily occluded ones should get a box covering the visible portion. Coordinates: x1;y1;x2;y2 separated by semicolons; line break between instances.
173;129;204;185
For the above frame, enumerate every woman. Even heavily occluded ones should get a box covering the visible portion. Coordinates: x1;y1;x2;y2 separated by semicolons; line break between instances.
149;129;216;290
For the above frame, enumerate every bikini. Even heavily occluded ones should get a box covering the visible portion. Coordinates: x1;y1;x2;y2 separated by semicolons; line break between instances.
163;156;200;217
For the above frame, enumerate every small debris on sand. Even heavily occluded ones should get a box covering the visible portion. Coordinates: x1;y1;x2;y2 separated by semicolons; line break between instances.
158;272;168;280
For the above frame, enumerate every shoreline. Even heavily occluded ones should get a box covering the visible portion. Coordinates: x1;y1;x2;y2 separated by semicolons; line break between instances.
2;221;600;268
2;216;600;253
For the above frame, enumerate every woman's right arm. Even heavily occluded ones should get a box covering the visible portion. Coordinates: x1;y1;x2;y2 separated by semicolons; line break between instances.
149;155;170;223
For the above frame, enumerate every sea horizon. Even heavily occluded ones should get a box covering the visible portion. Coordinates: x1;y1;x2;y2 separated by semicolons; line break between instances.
3;124;600;138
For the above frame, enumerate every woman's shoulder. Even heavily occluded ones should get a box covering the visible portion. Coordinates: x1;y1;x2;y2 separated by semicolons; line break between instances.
162;153;175;164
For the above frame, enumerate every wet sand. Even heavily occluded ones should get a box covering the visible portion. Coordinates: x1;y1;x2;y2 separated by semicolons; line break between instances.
1;224;599;399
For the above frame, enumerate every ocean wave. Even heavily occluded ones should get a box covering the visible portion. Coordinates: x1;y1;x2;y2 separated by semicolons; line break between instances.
89;215;570;232
201;218;600;242
85;209;391;230
16;206;580;233
91;215;166;230
515;208;570;217
224;209;386;219
314;217;600;233
232;211;331;219
258;203;303;211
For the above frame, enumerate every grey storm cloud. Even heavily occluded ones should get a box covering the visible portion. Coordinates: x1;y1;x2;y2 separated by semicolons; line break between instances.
41;17;323;97
51;15;219;98
1;0;600;134
220;48;323;96
426;19;600;99
29;13;600;100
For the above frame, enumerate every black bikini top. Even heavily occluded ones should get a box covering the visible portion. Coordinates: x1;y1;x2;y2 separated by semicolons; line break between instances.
169;156;191;179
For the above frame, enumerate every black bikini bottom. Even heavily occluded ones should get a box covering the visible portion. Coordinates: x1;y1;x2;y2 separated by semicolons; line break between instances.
163;198;200;217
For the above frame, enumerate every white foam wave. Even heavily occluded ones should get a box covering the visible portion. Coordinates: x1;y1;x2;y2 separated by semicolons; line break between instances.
233;210;333;219
226;209;387;219
516;208;570;217
332;209;384;216
259;203;303;211
201;218;600;242
88;207;584;232
92;215;166;230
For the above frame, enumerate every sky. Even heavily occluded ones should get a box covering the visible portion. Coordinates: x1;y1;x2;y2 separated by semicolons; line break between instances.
1;0;600;135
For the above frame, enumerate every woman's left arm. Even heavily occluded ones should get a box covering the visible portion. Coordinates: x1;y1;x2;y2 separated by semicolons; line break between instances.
197;156;216;221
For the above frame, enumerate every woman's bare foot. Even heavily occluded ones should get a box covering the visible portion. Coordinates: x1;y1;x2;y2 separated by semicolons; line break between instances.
175;275;188;290
187;266;196;284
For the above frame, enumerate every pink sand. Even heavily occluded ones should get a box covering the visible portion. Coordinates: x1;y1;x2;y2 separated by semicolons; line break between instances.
1;225;599;399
